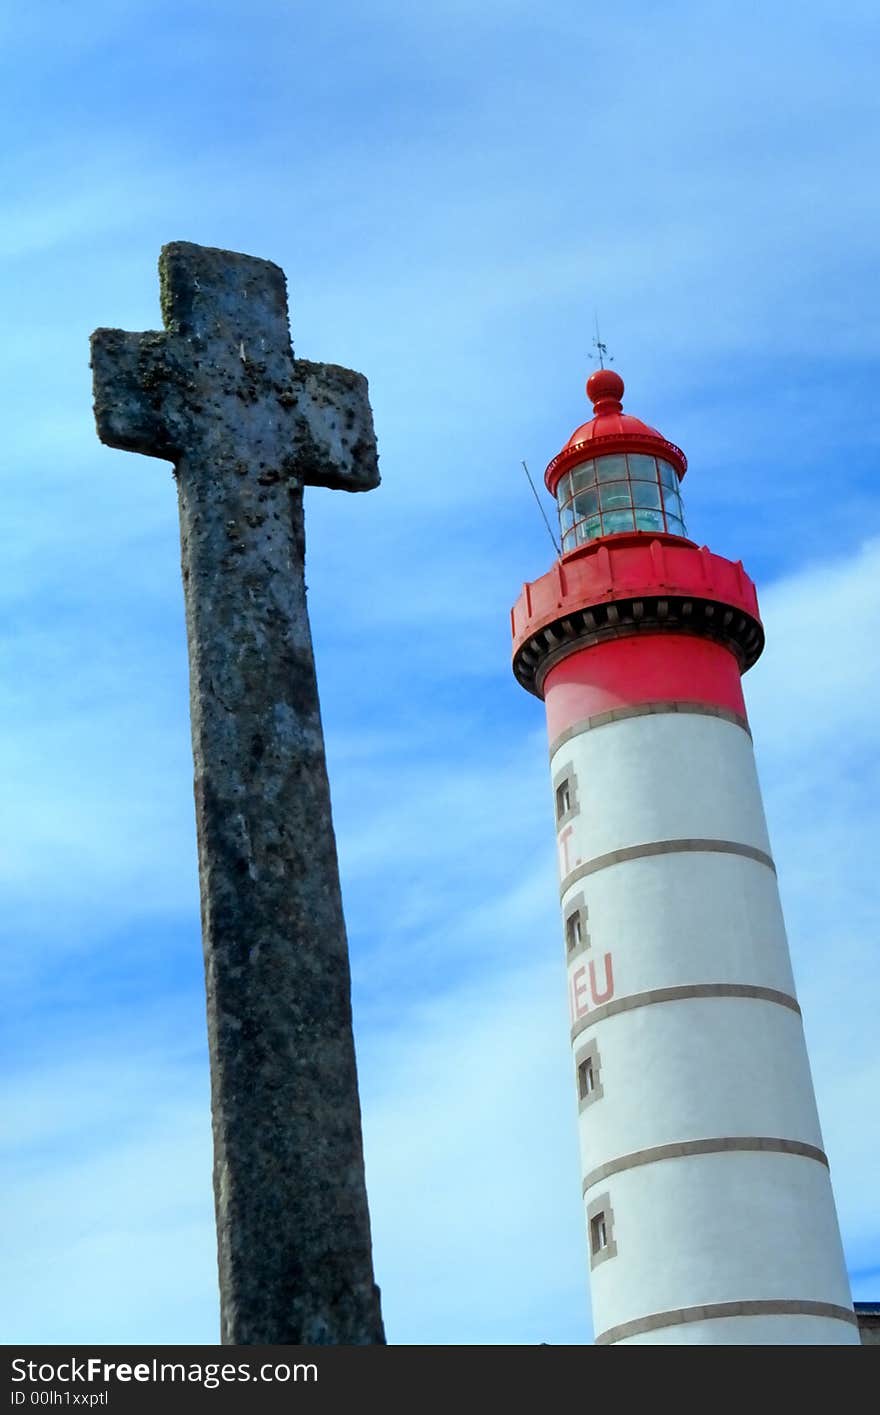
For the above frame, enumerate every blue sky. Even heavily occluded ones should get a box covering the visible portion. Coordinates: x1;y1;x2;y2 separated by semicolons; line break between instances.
1;0;878;1344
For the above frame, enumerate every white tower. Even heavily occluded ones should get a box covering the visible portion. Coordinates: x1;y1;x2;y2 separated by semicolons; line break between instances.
511;368;857;1344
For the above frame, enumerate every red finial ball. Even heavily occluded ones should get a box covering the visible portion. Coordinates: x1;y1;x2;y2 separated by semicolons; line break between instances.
586;368;625;414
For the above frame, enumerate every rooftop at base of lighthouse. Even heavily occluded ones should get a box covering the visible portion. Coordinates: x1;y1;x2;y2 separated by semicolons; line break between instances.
512;369;764;697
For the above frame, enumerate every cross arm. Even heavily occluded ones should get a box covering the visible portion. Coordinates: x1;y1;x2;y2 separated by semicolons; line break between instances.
290;359;380;493
90;327;181;460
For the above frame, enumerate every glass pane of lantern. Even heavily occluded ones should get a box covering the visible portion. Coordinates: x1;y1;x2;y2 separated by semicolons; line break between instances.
659;459;678;490
664;514;685;537
570;461;597;494
662;486;683;520
596;454;627;482
562;529;577;551
603;509;636;535
573;489;599;519
599;481;632;511
556;472;572;504
578;515;602;541
632;479;662;510
634;508;665;533
560;502;575;532
627;453;656;481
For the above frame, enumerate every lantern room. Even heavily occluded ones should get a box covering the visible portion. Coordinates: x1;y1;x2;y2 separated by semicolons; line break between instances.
544;369;690;552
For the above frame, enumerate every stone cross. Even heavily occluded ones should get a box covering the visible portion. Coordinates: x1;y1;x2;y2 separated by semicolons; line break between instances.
90;242;385;1345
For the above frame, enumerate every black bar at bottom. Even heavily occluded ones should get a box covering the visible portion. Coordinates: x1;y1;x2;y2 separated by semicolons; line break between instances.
3;1345;588;1412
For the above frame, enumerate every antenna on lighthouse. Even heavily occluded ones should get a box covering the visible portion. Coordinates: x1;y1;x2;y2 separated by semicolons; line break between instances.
521;459;561;556
592;313;613;369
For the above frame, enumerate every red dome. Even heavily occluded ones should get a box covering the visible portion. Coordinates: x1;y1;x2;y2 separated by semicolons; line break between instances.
544;370;687;496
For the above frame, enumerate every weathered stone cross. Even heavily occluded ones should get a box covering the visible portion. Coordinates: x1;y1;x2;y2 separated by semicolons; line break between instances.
90;242;385;1345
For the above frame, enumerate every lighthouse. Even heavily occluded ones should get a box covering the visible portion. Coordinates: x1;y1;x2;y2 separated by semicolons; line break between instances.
510;367;858;1345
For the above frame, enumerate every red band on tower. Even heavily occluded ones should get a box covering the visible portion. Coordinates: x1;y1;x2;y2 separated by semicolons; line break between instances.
543;633;747;744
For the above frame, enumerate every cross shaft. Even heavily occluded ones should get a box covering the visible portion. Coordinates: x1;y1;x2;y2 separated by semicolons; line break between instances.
91;242;384;1345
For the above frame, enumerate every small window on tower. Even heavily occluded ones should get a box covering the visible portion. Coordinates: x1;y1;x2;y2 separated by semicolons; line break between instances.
564;895;588;956
556;780;570;819
575;1038;602;1108
587;1192;616;1267
566;911;582;952
553;763;579;826
590;1211;608;1255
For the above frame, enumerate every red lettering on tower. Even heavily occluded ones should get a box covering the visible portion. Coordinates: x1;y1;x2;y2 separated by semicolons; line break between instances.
589;954;614;1005
558;824;575;877
570;966;589;1022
